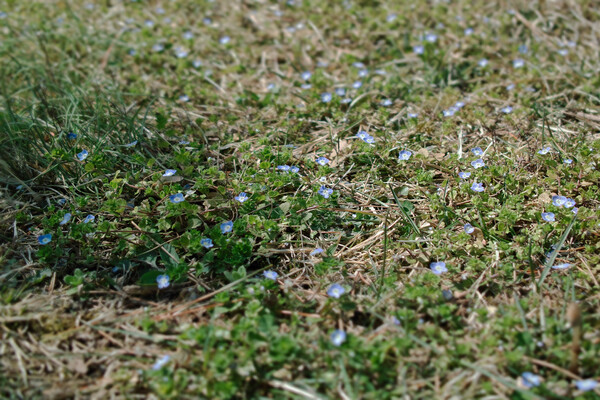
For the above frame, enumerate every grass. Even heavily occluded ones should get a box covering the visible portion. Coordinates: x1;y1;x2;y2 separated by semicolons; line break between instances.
1;0;600;398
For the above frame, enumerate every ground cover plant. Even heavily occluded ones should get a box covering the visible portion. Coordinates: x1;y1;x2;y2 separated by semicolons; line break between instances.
1;0;600;398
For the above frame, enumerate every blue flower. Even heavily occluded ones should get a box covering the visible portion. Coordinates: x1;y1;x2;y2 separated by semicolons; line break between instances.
521;372;541;388
506;83;515;90
193;59;203;68
163;169;177;177
356;130;375;143
557;48;568;56
179;139;190;145
321;92;332;103
564;198;576;208
59;213;72;226
425;33;437;43
471;182;485;192
183;31;194;40
471;159;485;169
83;214;95;223
335;87;346;96
413;45;425;55
152;43;165;52
398;150;412;161
458;171;471;179
263;270;279;281
575;379;598;392
352;62;365;69
318;186;333;199
407;112;419;118
219;36;230;45
513;58;525;68
380;99;393;107
563;159;573;165
220;221;234;234
235;192;249;203
300;71;312;81
310;247;324;256
386;13;397;22
430;261;447;275
290;166;300;173
478;58;489;67
124;140;137;148
454;101;465;109
552;263;571;270
518;44;528;54
174;47;188;58
156;274;170;289
501;106;513;114
316;157;330;166
538;146;551;155
327;283;345;298
572;207;579;215
67;132;77;140
541;212;555;222
300;83;312;90
464;27;474;35
464;223;475;234
152;355;171;370
169;193;185;204
277;165;290;172
330;330;347;346
57;198;67;206
38;234;52;245
76;150;89;161
358;69;369;78
352;81;362;89
201;238;213;249
179;94;190;102
471;147;483;156
552;195;567;207
443;109;455;117
203;17;212;25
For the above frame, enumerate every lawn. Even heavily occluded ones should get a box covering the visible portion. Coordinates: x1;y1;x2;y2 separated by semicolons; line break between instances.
1;0;600;398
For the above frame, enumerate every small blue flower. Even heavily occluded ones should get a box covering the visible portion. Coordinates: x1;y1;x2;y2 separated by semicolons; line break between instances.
471;182;485;192
290;166;300;173
478;58;489;67
471;159;485;169
430;261;447;275
220;221;234;234
235;192;249;203
538;146;551;155
575;379;598;392
501;106;513;114
156;274;170;289
321;92;332;103
521;372;541;388
425;33;437;43
277;165;290;172
330;330;347;346
506;83;515;91
300;83;312;90
179;139;190;145
300;71;312;81
38;234;52;245
443;109;455;117
464;27;474;35
464;223;475;234
163;169;177;177
541;212;555;222
458;171;471;179
407;112;419;118
552;263;571;270
318;186;333;199
203;17;212;25
67;132;77;140
310;247;324;256
358;69;369;78
518;44;528;54
564;198;576;208
77;150;89;161
57;198;67;206
341;98;352;104
219;36;230;45
552;195;567;207
59;213;72;226
316;157;330;166
513;58;525;68
183;31;194;40
335;87;346;96
124;140;137;148
83;214;95;223
471;147;483;156
193;59;203;68
398;150;412;161
352;62;365;68
413;45;425;55
179;94;190;102
152;355;171;370
152;43;165;52
174;47;188;58
352;81;362;89
557;48;568;56
169;193;185;204
380;99;392;107
201;238;213;249
263;270;279;281
327;283;345;298
454;101;465;109
563;159;573;165
386;13;397;22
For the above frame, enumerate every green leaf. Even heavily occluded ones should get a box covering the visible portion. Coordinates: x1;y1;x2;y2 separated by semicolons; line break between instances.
138;270;163;286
